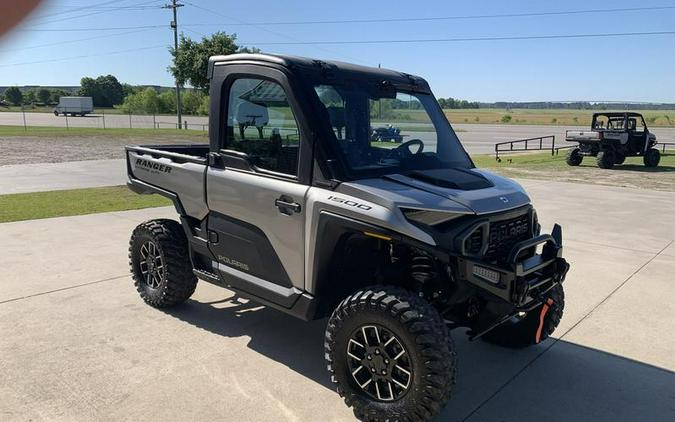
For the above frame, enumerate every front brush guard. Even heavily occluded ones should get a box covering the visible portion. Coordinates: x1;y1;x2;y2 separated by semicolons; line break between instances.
459;224;569;308
460;224;570;341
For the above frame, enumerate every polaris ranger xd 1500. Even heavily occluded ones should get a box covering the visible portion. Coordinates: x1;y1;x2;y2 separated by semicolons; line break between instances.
126;54;570;421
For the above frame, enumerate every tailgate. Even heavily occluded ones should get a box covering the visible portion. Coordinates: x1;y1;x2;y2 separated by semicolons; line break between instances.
565;130;600;142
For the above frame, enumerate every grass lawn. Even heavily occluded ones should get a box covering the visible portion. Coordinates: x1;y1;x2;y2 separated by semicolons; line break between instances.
471;150;675;191
472;150;675;169
0;125;208;140
0;186;171;223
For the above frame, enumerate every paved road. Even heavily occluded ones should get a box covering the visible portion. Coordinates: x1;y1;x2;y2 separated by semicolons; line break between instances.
0;159;126;194
2;112;674;155
0;111;208;130
1;179;673;421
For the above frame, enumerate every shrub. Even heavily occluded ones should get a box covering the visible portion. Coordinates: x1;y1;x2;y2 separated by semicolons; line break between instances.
500;114;512;123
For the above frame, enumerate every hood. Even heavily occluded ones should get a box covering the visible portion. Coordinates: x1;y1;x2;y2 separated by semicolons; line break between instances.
338;168;530;215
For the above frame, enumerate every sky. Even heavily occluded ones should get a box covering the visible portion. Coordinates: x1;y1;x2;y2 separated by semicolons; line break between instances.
1;0;674;102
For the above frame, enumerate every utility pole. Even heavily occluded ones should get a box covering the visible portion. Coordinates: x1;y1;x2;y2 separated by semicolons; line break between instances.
164;0;184;128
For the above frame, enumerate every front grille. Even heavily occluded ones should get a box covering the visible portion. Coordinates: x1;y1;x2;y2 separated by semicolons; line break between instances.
485;214;531;262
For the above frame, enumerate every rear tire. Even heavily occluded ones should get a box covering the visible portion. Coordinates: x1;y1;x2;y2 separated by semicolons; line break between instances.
483;284;564;348
614;153;626;165
325;286;456;422
565;148;583;166
596;149;615;169
643;148;660;167
129;219;197;308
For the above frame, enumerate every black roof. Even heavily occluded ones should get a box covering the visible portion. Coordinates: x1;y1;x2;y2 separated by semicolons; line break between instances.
593;112;644;118
207;53;430;93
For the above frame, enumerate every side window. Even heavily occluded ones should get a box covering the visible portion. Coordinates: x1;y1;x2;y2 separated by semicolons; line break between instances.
629;117;645;132
226;78;300;176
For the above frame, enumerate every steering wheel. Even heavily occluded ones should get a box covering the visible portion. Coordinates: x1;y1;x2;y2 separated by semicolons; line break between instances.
391;138;424;158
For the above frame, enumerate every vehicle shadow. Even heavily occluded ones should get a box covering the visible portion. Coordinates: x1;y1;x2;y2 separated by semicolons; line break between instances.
164;294;675;422
578;153;675;173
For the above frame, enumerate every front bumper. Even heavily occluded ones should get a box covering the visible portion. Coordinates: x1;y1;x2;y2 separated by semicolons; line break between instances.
457;224;569;307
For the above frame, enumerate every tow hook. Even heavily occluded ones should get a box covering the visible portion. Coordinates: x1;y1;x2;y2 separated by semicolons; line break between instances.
535;298;555;343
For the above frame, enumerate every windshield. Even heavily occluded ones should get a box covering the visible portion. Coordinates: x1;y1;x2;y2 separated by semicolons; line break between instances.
314;83;472;179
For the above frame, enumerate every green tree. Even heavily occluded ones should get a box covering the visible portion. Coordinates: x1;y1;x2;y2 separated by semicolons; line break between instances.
121;83;137;98
158;90;176;114
50;89;69;104
23;90;36;105
119;88;162;114
37;88;52;104
79;75;124;107
170;31;257;91
197;95;210;116
181;90;206;115
4;86;23;105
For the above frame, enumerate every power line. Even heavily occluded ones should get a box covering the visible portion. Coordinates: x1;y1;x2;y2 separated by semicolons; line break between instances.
0;28;158;53
29;0;123;20
180;5;675;27
26;0;163;26
19;25;166;32
184;1;370;65
0;45;167;68
239;30;675;45
26;4;675;33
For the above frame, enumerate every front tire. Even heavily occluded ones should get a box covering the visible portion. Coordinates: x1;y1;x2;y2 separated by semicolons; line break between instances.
596;149;615;169
565;148;583;166
644;148;660;167
129;219;197;308
325;286;456;422
483;283;564;348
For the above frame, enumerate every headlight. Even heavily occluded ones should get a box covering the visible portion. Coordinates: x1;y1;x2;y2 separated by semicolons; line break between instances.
401;208;465;226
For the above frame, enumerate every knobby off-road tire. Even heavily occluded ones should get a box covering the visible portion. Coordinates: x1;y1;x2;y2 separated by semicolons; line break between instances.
643;148;660;167
129;219;197;308
483;283;564;348
325;286;456;422
565;148;583;166
614;153;626;165
596;149;615;169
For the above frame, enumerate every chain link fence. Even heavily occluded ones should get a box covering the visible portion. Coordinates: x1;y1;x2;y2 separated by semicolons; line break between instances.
0;108;209;131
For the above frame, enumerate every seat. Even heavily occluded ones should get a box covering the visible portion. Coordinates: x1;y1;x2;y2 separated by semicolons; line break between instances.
327;106;346;139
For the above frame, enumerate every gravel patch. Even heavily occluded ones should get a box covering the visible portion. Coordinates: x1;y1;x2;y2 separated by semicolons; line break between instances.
0;135;207;166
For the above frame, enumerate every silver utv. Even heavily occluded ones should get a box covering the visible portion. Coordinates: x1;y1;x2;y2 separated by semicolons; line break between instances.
126;54;569;422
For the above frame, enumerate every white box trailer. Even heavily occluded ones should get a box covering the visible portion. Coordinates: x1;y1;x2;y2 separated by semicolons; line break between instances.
54;96;94;116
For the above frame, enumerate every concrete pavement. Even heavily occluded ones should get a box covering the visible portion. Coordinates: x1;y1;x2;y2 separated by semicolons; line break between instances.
0;180;673;421
0;159;126;194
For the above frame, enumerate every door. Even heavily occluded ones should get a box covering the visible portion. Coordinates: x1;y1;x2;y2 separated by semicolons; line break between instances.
206;77;309;307
627;116;647;153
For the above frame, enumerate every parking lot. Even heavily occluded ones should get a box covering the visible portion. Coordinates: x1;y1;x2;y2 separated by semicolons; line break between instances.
1;179;673;422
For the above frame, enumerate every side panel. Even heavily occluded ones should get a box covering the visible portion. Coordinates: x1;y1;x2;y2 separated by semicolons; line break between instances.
127;150;208;219
206;168;309;289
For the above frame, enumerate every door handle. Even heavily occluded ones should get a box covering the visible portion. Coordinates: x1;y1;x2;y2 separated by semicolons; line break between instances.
275;196;301;214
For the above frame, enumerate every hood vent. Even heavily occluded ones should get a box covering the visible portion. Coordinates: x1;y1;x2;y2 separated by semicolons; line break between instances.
406;168;494;191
